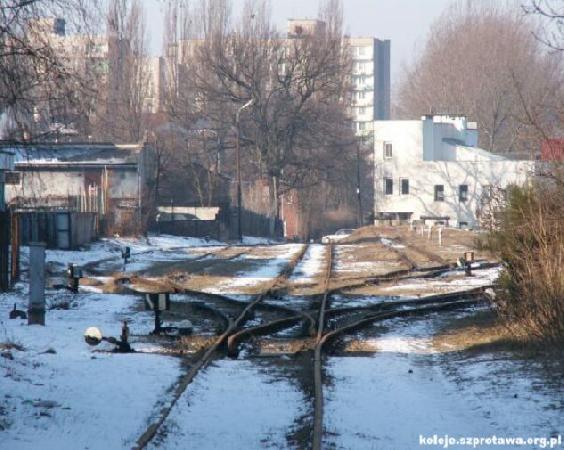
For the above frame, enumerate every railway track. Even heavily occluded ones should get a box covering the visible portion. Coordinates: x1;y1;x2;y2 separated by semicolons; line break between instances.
127;241;491;450
310;246;490;450
133;243;310;449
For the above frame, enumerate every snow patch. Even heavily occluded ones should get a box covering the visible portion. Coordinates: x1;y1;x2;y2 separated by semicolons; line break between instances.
149;359;307;450
0;292;181;449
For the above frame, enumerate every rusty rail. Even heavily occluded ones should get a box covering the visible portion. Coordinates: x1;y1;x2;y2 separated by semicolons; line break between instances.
311;243;488;450
312;243;333;450
134;243;309;449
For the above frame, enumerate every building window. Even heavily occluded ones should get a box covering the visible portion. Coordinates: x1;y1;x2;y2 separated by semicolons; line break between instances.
384;178;393;195
400;178;409;195
383;141;392;159
459;184;468;202
434;185;444;202
4;171;21;185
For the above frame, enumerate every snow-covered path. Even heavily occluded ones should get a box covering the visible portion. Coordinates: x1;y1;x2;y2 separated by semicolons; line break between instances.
201;244;304;294
324;312;563;450
148;359;309;450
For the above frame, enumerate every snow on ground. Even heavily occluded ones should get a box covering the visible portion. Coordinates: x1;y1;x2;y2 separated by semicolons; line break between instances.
290;244;327;282
20;242;117;272
21;235;226;277
148;359;308;450
325;312;563;450
378;267;501;295
267;294;315;311
109;234;222;253
330;293;414;309
0;292;181;450
241;236;282;245
380;237;406;249
325;355;484;449
146;235;223;248
203;244;303;294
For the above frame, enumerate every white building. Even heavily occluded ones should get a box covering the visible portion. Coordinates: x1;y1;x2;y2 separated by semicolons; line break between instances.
349;37;390;131
373;115;534;228
287;21;391;134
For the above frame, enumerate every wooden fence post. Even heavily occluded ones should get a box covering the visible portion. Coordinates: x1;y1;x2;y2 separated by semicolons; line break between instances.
0;212;9;291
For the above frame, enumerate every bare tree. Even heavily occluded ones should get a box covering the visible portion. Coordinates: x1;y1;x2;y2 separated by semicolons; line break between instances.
396;2;563;156
0;0;102;139
185;0;354;230
101;0;150;142
523;0;564;51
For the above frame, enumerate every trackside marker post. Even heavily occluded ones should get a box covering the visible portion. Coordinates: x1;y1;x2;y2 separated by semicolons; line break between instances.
28;242;46;325
145;293;171;334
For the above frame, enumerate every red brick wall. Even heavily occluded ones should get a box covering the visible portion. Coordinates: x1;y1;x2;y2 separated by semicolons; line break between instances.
541;139;564;161
281;190;300;239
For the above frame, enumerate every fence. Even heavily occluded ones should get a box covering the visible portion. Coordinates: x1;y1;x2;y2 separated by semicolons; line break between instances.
0;212;9;291
153;205;282;241
18;211;97;249
157;220;222;240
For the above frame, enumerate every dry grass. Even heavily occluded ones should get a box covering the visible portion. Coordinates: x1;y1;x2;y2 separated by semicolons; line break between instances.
431;320;510;352
176;335;218;354
0;341;25;352
487;182;564;344
342;311;514;354
332;243;408;280
343;225;493;265
257;338;315;354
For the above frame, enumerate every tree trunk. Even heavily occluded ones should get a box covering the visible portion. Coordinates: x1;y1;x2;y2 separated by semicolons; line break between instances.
269;175;280;238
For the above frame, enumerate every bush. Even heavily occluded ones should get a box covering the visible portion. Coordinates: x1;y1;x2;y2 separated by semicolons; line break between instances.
487;178;564;343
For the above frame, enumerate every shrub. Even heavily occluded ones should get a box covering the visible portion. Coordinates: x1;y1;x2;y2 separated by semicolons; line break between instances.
486;178;564;343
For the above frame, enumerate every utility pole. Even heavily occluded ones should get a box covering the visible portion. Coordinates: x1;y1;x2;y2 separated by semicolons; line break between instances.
356;140;363;227
235;98;254;243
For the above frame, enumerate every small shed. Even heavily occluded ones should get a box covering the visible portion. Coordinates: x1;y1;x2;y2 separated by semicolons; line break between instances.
1;142;158;236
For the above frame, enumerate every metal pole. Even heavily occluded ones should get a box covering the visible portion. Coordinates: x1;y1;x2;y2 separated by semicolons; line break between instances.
235;99;254;243
236;121;242;243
